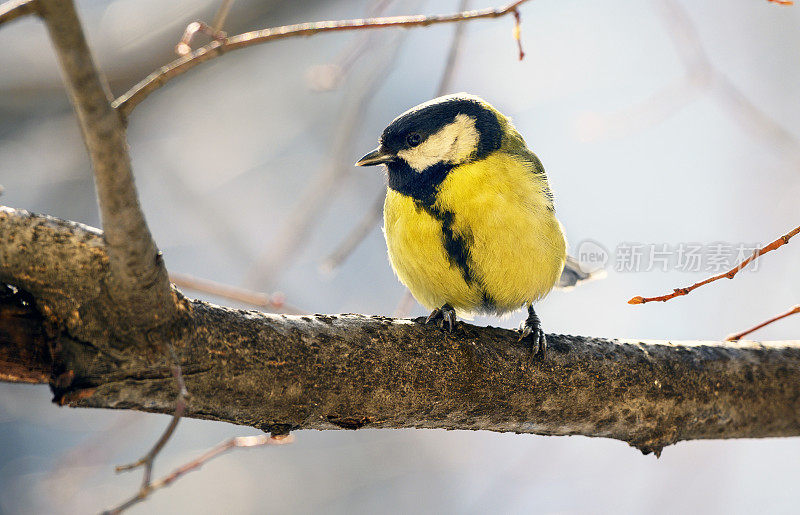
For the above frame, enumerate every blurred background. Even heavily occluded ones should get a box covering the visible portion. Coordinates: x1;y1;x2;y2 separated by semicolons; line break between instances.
1;0;799;513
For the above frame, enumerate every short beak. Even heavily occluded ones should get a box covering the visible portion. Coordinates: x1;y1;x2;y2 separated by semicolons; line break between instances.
355;147;395;167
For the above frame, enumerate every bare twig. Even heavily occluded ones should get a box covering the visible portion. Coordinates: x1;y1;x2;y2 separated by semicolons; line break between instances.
245;27;411;289
264;0;406;273
0;0;37;27
106;434;293;514
169;272;305;315
581;0;800;164
175;21;227;56
393;289;416;318
320;189;385;274
577;0;712;141
114;351;187;488
306;0;396;91
662;0;800;161
155;164;254;264
321;1;473;274
45;413;144;503
38;0;176;325
113;0;533;117
175;0;236;55
210;0;235;33
726;304;800;341
629;224;800;305
512;7;524;60
437;0;471;96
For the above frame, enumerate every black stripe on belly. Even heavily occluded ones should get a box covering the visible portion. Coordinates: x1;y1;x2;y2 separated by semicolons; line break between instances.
417;202;475;286
413;201;504;313
481;291;498;313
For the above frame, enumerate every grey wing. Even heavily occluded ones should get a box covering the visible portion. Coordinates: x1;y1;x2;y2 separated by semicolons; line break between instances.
557;255;606;289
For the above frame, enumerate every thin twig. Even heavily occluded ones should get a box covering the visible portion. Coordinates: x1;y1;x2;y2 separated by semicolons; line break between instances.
512;7;524;60
113;0;532;117
321;1;473;274
436;0;471;96
175;0;236;55
320;189;385;274
576;0;712;142
306;0;396;91
169;272;306;315
106;323;191;513
393;289;416;318
582;0;800;164
114;350;187;488
210;0;235;33
629;224;800;305
245;27;412;289
726;304;800;341
106;434;293;514
155;163;254;265
175;21;226;56
0;0;38;27
45;413;144;502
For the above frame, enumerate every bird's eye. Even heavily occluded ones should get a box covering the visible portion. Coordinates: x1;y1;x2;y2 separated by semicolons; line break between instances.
406;132;422;147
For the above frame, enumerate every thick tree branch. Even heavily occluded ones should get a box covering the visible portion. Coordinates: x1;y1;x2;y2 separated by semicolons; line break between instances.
112;0;531;117
0;284;51;384
1;207;800;456
37;0;177;332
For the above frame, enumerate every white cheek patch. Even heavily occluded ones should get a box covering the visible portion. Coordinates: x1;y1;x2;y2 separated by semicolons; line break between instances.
397;113;479;172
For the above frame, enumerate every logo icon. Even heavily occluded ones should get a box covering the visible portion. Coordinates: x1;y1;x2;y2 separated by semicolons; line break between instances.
576;239;609;274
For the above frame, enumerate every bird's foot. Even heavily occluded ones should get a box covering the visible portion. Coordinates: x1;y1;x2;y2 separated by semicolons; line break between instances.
425;303;457;333
519;305;547;359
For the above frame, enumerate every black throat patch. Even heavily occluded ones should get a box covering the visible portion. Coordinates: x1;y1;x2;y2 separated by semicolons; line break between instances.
386;160;452;205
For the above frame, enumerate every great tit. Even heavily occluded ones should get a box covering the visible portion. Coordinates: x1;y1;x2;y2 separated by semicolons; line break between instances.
357;93;571;357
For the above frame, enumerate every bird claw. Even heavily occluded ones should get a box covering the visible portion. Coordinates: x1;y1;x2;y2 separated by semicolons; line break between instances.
425;304;457;333
519;307;547;359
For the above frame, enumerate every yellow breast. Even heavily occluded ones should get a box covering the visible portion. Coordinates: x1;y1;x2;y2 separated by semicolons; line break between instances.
383;151;566;315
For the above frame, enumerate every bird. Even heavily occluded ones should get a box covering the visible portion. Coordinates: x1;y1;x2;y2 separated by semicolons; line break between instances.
356;93;578;358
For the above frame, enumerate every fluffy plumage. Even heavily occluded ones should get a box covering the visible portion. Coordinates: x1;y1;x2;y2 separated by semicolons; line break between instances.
357;94;567;355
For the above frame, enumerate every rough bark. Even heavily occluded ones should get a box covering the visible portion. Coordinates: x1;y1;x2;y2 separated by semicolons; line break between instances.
0;284;51;383
1;207;799;456
37;0;178;332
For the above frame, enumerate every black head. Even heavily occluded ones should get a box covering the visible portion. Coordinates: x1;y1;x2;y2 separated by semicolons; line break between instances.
356;94;503;202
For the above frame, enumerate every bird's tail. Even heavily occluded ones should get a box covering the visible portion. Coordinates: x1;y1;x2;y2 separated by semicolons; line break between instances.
556;255;606;289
